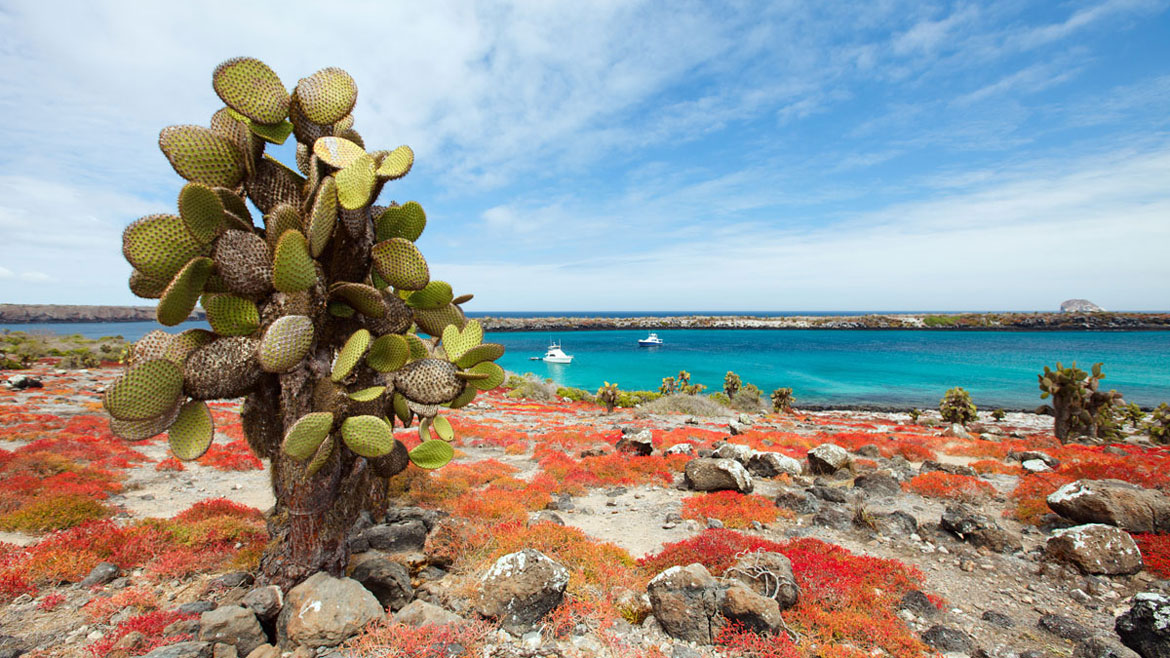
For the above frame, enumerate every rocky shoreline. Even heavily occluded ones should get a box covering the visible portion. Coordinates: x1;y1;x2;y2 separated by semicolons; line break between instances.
1;304;1167;330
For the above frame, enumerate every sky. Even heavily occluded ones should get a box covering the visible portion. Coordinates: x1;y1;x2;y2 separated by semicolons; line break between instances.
1;1;1168;312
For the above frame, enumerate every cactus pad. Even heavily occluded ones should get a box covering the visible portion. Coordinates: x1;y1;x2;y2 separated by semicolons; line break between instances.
406;280;453;310
348;386;386;402
296;68;357;125
104;359;184;421
272;230;316;292
313;136;366;169
129;270;168;299
375;145;414;180
448;385;477;409
336;153;376;210
328;301;356;318
414;303;464;338
248;119;294;145
306;435;334;476
157;257;214;326
164;328;216;365
331;283;386;318
367;334;410;373
393;358;464;405
258;315;315;373
248;155;304;214
168;400;214;461
404;333;429;361
340;415;393;458
216;188;253;227
282;412;334;461
371;238;429;290
177;183;225;243
109;401;182;441
264;204;301;255
431;414;454;441
123;213;206;282
467;361;505;391
409;439;454;470
183;336;262;400
212;57;290;125
159;125;245;188
454;342;505;369
131;330;173;365
331;328;371;382
441;319;483;361
307;177;338;257
202;294;260;336
212;230;272;297
375;202;426;242
452;293;474;305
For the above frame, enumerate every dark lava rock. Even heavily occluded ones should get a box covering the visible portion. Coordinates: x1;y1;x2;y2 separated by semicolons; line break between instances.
920;625;974;653
898;590;938;618
981;610;1015;628
1039;613;1092;641
79;561;120;587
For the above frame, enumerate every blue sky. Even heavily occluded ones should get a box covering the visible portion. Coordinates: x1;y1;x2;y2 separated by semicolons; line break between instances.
1;0;1168;312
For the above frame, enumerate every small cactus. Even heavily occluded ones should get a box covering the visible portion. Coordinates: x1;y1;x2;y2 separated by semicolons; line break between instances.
1122;402;1146;429
908;408;921;423
939;387;977;426
991;408;1006;422
1037;362;1124;442
659;376;676;396
596;381;620;413
770;387;794;413
1145;403;1170;444
723;371;742;399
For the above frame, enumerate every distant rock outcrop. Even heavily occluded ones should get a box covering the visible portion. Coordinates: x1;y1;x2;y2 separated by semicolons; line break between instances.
1061;299;1104;313
0;303;204;323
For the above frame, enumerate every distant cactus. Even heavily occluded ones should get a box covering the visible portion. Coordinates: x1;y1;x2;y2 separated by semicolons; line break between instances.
1122;402;1146;428
723;371;742;399
677;370;691;388
1037;362;1124;442
1145;403;1170;444
770;387;794;413
939;387;977;426
103;58;505;591
991;408;1006;422
659;376;676;395
908;408;921;423
596;381;620;413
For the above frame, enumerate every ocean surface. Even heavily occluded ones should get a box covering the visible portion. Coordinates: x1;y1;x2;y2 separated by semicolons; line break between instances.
4;322;1168;408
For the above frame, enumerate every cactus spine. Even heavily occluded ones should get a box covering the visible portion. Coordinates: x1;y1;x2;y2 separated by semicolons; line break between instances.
104;58;506;591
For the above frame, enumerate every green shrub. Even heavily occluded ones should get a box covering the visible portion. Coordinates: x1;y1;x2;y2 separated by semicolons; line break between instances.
555;386;593;402
707;392;731;406
991;408;1006;422
923;315;957;327
908;408;921;423
939;387;977;426
637;394;735;418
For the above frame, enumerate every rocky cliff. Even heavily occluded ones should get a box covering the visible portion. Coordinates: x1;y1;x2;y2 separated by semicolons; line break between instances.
0;304;204;324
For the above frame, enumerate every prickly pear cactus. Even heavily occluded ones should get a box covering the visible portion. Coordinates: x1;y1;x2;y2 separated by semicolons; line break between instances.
723;371;742;399
770;387;794;413
105;57;506;589
1037;362;1124;442
1145;402;1170;444
596;381;620;413
939;386;977;426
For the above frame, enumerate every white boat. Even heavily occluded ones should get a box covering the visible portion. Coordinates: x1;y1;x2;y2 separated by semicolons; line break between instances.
541;341;574;363
638;332;664;346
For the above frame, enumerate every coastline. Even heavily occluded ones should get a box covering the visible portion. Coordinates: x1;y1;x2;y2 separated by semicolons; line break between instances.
1;304;1168;330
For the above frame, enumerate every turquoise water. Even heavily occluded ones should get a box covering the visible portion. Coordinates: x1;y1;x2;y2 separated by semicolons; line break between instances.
4;322;1168;408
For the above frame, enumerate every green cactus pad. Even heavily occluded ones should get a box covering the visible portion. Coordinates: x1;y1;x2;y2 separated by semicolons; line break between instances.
248;155;305;214
307;177;338;257
336;153;376;210
375;202;426;242
212;230;272;297
348;386;386;402
272;230;316;292
109;401;182;441
163;328;216;366
448;386;477;409
375;145;414;180
455;370;490;382
371;238;429;290
288;94;331;146
177;183;225;243
454;343;505;369
159;125;245;188
409;439;454;470
334;114;355;133
313;136;366;169
431;414;454;441
183;336;261;400
129;269;168;299
327;301;356;318
248;119;295;145
212;57;289;125
331;328;371;382
258;315;315;373
305;435;334;476
467;361;505;391
123;213;206;282
367;334;410;373
391;393;411;425
131;330;173;364
215;188;253;227
168;400;214;461
441;319;483;361
295;68;357;125
104;359;184;421
209;107;255;164
202;294;260;336
404;333;428;361
282;412;334;461
413;304;464;338
393;358;464;405
157;257;214;326
263;204;301;255
331;282;387;318
337;128;364;148
340;415;394;458
406;280;453;310
452;293;474;305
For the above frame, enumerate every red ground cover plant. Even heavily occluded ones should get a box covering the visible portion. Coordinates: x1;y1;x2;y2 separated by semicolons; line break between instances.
85;609;195;657
343;618;492;657
196;439;263;471
482;520;639;595
155;456;185;472
903;472;997;503
83;586;159;623
681;491;784;528
1133;534;1170;579
536;451;686;494
36;592;65;611
970;459;1023;476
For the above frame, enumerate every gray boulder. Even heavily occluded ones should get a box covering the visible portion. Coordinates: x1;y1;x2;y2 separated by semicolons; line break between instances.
807;444;850;475
746;451;802;478
277;573;383;649
616;429;654;456
1062;299;1104;313
647;564;723;644
1115;592;1170;658
352;520;428;554
241;586;283;623
712;443;753;464
684;458;753;493
1046;524;1143;575
141;643;213;658
941;504;1021;553
350;551;414;611
475;549;569;635
726;551;799;610
1047;479;1170;533
394;600;464;627
198;606;266;657
719;584;783;635
1075;636;1141;658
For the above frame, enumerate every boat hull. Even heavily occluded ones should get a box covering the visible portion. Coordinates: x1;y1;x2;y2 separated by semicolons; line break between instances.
638;340;662;346
543;356;573;363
